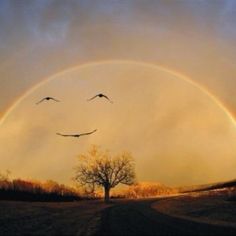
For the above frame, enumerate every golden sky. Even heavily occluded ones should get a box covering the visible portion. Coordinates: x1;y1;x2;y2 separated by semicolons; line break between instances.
1;62;236;186
1;1;236;186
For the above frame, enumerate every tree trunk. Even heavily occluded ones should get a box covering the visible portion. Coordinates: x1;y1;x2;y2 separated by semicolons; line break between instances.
104;186;110;203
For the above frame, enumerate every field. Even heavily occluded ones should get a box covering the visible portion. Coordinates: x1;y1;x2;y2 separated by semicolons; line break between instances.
1;195;236;235
0;200;110;235
152;193;236;228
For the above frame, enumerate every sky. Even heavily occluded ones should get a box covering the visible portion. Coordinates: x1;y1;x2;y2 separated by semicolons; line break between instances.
0;0;236;186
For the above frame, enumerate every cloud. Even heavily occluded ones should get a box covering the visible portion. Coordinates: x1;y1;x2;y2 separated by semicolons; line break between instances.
0;0;236;122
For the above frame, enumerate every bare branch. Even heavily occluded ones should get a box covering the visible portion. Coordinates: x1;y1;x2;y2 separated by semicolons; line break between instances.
74;146;136;202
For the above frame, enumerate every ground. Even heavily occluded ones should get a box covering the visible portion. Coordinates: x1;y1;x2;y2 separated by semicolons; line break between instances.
0;195;236;235
152;193;236;228
0;200;110;235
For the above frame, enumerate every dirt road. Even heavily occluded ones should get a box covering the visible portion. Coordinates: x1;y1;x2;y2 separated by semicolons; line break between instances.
94;199;236;236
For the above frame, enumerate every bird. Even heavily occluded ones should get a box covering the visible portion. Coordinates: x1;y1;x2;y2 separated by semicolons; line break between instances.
56;129;97;138
36;97;60;105
87;93;113;103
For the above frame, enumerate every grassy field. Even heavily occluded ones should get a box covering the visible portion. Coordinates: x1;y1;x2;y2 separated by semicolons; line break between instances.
1;196;236;235
0;200;110;235
152;193;236;228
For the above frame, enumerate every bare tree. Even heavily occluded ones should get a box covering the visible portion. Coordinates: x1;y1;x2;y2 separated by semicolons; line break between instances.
0;170;11;181
74;146;135;202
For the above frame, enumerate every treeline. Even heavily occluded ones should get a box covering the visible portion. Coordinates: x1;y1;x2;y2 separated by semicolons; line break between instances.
0;173;81;202
122;182;177;199
76;182;177;199
0;172;178;201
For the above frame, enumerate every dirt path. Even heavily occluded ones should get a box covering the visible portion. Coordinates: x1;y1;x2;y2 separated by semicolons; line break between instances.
94;199;236;236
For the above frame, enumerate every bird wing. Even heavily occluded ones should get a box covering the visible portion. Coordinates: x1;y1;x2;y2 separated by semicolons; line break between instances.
51;97;60;102
36;98;46;105
56;133;75;137
80;129;97;136
87;95;99;101
103;95;113;103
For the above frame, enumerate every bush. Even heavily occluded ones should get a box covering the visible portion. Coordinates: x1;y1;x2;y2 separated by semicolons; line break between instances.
124;182;177;199
0;176;81;202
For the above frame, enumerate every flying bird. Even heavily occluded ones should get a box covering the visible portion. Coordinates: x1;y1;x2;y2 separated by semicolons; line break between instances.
56;129;97;138
87;93;113;103
36;97;60;105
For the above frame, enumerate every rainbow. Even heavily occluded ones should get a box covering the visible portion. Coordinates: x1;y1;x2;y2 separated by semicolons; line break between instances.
1;60;235;127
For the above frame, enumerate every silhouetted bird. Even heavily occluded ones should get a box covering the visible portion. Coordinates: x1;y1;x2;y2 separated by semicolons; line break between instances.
36;97;60;105
56;129;97;138
87;93;113;103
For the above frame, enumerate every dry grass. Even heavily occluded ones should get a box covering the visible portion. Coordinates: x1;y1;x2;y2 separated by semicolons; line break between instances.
152;192;236;228
0;200;110;235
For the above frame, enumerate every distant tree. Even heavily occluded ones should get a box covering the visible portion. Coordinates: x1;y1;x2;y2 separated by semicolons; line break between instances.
0;170;11;181
124;182;177;199
0;170;11;190
74;146;136;203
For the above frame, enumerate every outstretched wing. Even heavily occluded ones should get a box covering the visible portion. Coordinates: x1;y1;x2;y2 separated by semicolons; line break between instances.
36;98;46;105
56;133;75;137
102;95;113;103
87;95;99;101
80;129;97;136
50;97;60;102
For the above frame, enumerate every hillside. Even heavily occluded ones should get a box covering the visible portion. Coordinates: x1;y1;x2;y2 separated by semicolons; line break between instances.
179;179;236;193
